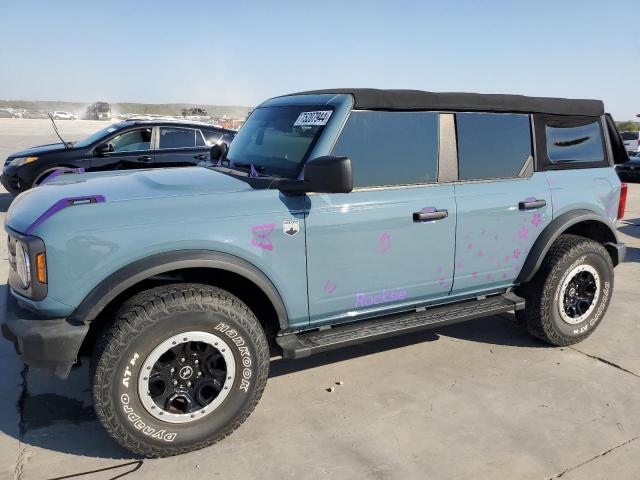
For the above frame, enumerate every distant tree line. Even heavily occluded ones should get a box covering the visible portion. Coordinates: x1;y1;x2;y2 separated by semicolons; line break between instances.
617;120;639;132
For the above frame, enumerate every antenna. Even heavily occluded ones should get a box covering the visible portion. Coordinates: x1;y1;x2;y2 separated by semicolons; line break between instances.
47;113;70;149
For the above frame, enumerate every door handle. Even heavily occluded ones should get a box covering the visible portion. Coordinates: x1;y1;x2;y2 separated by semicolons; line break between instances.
193;154;207;160
519;199;546;210
137;155;152;162
413;209;448;222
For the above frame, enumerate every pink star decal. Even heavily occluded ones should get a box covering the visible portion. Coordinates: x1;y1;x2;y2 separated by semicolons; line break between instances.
518;226;529;240
512;249;521;260
531;213;542;228
377;232;391;253
324;280;336;294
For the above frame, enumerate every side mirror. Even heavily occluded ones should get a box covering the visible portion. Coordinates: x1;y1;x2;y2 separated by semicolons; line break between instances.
211;142;228;161
278;156;353;195
95;143;113;156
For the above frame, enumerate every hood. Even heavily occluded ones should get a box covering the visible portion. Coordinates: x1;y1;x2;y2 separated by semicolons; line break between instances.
8;142;71;158
6;167;254;234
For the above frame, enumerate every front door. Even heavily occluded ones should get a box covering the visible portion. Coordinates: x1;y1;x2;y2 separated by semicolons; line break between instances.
451;112;552;295
91;127;154;170
304;110;456;326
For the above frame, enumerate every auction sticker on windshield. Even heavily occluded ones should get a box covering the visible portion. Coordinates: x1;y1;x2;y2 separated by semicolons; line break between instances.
294;110;333;126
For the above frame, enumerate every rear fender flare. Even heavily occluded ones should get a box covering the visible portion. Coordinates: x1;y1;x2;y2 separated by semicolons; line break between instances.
516;209;619;284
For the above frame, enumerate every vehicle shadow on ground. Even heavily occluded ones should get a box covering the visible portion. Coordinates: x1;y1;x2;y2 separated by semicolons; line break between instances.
270;314;545;378
618;218;640;239
0;193;13;213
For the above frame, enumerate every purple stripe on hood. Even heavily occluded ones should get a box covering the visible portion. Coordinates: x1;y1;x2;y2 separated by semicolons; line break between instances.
40;167;86;185
25;195;105;235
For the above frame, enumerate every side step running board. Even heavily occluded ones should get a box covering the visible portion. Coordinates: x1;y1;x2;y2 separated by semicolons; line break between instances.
276;292;525;359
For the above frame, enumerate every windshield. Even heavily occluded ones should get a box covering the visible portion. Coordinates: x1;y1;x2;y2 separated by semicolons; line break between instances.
225;105;333;178
74;124;122;148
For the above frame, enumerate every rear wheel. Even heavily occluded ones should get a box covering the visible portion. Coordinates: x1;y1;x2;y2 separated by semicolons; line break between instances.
516;235;614;346
91;283;270;457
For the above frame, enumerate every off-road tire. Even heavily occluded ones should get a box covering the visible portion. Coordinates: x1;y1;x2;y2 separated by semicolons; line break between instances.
516;234;614;346
91;283;270;457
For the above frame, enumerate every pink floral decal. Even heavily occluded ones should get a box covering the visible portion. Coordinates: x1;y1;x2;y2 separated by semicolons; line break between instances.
324;280;337;294
531;212;542;228
438;277;449;289
456;261;464;269
471;271;478;279
504;255;510;263
467;243;473;250
436;265;443;273
477;250;483;257
512;248;521;260
377;232;392;254
251;223;275;251
518;225;529;240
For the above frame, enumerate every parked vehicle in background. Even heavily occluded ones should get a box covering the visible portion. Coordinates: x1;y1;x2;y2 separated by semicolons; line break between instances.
616;154;640;182
0;119;235;195
52;111;77;120
1;89;628;457
22;110;48;119
0;108;19;118
621;131;640;154
85;102;111;120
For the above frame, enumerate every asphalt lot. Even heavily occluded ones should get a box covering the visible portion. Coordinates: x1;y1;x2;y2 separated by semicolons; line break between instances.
0;118;638;480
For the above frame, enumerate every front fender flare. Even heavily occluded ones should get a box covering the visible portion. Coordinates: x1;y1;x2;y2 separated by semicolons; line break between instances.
516;209;619;284
68;250;290;329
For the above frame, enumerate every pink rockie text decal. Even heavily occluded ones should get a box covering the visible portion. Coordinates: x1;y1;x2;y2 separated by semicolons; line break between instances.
355;288;407;308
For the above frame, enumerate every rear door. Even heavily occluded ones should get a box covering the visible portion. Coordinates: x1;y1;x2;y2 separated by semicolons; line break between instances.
451;112;552;295
153;126;211;168
304;111;457;326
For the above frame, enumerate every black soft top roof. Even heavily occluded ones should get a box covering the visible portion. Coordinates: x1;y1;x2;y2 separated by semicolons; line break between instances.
289;88;604;117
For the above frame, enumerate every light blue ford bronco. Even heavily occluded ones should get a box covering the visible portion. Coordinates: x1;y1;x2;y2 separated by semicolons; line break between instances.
2;89;630;457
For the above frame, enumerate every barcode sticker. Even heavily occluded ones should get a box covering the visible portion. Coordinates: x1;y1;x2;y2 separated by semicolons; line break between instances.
294;110;333;126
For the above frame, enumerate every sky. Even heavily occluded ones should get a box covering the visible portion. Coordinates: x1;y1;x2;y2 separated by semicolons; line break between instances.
0;0;638;119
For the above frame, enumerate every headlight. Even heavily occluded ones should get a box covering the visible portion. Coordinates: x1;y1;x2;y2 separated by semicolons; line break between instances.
15;241;31;289
12;156;38;167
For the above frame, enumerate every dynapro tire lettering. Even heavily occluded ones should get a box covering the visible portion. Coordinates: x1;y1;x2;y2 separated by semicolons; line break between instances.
214;322;252;392
120;394;177;442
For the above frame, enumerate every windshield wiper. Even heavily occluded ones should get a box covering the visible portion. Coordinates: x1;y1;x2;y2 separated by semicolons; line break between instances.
229;162;267;177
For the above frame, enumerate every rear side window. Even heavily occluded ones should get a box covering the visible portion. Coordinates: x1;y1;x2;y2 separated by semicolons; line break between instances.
158;127;202;149
546;121;604;163
202;130;222;146
331;111;439;188
456;113;532;180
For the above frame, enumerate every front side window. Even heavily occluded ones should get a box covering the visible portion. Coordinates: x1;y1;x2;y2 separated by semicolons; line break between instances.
456;113;532;180
109;128;152;152
331;111;439;188
226;105;332;178
546;121;604;163
158;127;201;149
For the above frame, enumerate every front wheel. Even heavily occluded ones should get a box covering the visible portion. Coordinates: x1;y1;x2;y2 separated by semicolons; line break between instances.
91;283;270;457
516;234;614;346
